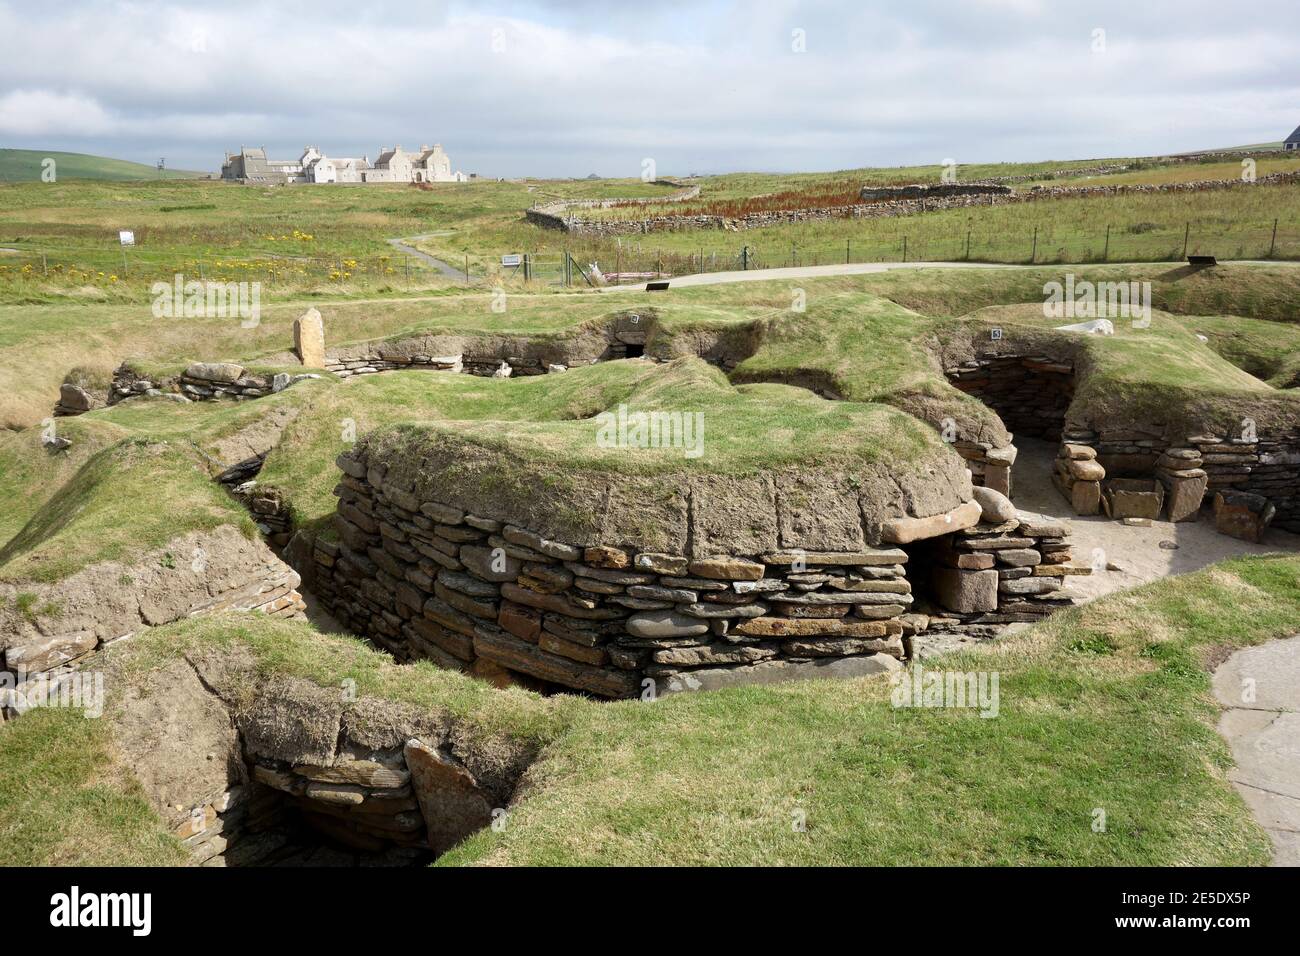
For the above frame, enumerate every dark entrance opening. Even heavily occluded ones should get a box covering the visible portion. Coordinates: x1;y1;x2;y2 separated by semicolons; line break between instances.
624;343;645;358
945;355;1075;442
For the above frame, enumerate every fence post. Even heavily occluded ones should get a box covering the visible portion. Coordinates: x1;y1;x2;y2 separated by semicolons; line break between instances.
965;231;971;261
846;239;851;264
902;236;907;262
465;255;470;284
42;254;47;277
1031;226;1038;263
1103;224;1110;262
741;245;749;270
523;254;531;282
1182;222;1189;259
1269;219;1278;258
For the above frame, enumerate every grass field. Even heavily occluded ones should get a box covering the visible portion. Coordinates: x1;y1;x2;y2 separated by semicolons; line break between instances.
3;151;1300;306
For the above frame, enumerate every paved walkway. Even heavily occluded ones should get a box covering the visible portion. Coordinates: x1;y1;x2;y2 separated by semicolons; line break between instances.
600;258;1300;292
600;260;1026;290
1213;637;1300;866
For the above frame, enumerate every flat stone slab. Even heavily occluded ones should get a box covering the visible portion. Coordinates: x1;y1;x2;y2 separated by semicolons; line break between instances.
881;500;982;545
655;653;901;696
1213;636;1300;867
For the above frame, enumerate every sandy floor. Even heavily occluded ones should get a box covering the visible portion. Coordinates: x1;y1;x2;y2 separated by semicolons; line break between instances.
1010;437;1300;604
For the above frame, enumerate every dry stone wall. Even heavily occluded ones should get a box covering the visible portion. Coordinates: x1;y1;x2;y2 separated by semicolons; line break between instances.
530;171;1300;236
296;441;1084;697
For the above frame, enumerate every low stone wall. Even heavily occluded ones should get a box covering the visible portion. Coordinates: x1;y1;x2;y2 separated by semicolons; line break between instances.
918;511;1081;634
859;182;1011;200
525;182;701;232
293;443;1085;698
1062;425;1300;533
56;362;323;418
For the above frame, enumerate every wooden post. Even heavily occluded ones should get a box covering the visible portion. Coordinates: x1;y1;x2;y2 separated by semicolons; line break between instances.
965;231;971;260
741;245;749;270
1182;222;1190;259
902;236;907;262
465;255;470;283
41;254;47;277
1103;224;1110;262
1269;218;1278;258
1031;226;1037;263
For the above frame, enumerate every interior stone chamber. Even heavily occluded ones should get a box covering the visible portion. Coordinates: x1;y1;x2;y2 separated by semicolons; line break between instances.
944;348;1300;537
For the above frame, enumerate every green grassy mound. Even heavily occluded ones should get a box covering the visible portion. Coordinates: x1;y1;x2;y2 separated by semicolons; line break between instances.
0;149;206;182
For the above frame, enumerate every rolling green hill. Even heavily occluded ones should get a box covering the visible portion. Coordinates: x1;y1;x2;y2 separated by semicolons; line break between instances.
0;148;207;182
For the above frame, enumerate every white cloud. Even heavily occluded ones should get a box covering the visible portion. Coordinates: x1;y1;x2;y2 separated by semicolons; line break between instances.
0;90;113;136
0;1;1297;174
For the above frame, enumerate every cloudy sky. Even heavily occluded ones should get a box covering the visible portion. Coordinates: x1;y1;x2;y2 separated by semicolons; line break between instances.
1;0;1297;177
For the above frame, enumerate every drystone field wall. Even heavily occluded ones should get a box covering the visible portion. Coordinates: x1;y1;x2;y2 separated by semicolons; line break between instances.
0;527;304;718
296;441;1083;698
524;182;701;232
858;182;1012;200
528;171;1300;236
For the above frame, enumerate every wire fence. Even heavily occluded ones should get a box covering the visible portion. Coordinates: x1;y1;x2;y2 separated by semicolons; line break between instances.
1;217;1297;293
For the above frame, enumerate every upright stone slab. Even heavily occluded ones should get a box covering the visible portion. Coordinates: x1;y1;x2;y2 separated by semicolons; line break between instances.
294;308;326;368
1160;469;1208;523
984;463;1012;498
931;567;998;613
403;738;494;855
1214;491;1275;543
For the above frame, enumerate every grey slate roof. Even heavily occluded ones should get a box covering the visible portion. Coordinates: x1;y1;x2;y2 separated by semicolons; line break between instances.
1287;126;1300;145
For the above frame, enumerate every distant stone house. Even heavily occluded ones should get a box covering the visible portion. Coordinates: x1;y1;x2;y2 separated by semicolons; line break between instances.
222;142;465;184
412;144;466;183
220;147;308;184
1287;126;1300;152
303;148;371;183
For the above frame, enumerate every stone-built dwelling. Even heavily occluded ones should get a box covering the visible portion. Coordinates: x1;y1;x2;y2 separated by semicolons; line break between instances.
365;144;466;183
1286;125;1300;152
221;143;466;184
220;146;309;184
